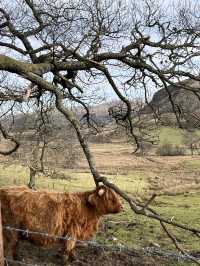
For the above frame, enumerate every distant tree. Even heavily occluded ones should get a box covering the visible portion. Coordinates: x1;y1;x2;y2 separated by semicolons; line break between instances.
109;101;158;153
183;131;200;155
10;109;80;188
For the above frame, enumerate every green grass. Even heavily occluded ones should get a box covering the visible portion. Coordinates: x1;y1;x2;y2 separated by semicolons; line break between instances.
169;262;197;266
0;164;148;195
0;162;199;265
97;192;200;257
0;164;29;186
159;127;184;145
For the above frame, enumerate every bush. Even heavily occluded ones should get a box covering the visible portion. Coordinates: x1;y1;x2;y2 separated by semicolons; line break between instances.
156;143;185;156
48;170;72;180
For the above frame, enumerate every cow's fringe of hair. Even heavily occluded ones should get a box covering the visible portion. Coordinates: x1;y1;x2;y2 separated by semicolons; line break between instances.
3;225;200;266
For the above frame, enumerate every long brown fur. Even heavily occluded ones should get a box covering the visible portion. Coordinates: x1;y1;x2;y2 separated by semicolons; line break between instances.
0;185;123;262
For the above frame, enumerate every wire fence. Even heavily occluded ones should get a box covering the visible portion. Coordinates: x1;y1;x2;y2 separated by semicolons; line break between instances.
3;225;99;245
4;258;36;266
3;225;200;265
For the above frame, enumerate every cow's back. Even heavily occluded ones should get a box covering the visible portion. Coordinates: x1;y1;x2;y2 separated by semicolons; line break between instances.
0;186;69;245
0;186;111;247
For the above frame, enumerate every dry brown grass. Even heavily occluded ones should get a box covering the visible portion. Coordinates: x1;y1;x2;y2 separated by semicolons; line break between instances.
77;142;200;196
1;141;200;196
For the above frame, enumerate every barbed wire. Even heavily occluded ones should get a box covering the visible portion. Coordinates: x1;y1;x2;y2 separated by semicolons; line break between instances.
4;225;75;242
5;258;37;266
3;225;200;266
143;247;199;261
3;225;104;248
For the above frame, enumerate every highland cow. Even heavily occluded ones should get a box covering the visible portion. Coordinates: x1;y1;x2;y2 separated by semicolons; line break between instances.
0;185;123;264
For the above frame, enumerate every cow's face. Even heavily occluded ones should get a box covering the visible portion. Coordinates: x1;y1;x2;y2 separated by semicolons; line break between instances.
88;186;123;215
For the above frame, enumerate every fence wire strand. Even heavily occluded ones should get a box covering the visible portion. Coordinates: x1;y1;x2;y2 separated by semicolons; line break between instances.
5;258;37;266
3;225;200;266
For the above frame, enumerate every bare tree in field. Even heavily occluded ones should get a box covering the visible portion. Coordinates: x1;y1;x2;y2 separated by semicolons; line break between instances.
0;0;200;263
9;107;80;188
183;130;200;155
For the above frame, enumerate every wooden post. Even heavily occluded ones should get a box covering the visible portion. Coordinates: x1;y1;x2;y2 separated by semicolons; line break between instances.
0;201;4;266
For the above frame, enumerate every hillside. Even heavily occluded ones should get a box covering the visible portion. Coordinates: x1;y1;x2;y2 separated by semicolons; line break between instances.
143;78;200;114
2;78;200;132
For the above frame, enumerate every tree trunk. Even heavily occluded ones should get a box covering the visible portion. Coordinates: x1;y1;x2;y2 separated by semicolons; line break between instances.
191;144;194;155
28;142;40;190
28;166;37;190
55;94;101;186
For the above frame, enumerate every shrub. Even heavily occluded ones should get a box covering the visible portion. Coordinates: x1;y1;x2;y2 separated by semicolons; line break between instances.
156;143;185;156
48;170;72;180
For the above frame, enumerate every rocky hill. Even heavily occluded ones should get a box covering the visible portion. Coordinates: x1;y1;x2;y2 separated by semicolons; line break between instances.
3;79;200;131
143;78;200;114
141;78;200;128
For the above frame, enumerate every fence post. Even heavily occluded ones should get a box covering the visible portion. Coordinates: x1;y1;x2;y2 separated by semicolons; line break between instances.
0;201;4;266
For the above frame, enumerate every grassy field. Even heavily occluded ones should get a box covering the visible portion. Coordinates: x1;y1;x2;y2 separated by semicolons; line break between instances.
0;155;199;259
0;126;200;265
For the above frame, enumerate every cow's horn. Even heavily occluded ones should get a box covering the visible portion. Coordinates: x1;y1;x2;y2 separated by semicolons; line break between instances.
98;188;105;196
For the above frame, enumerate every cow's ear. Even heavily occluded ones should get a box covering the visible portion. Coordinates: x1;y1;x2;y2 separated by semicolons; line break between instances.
88;194;95;206
98;188;105;197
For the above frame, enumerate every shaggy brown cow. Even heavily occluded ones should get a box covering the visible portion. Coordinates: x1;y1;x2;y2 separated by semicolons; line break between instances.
0;185;123;264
